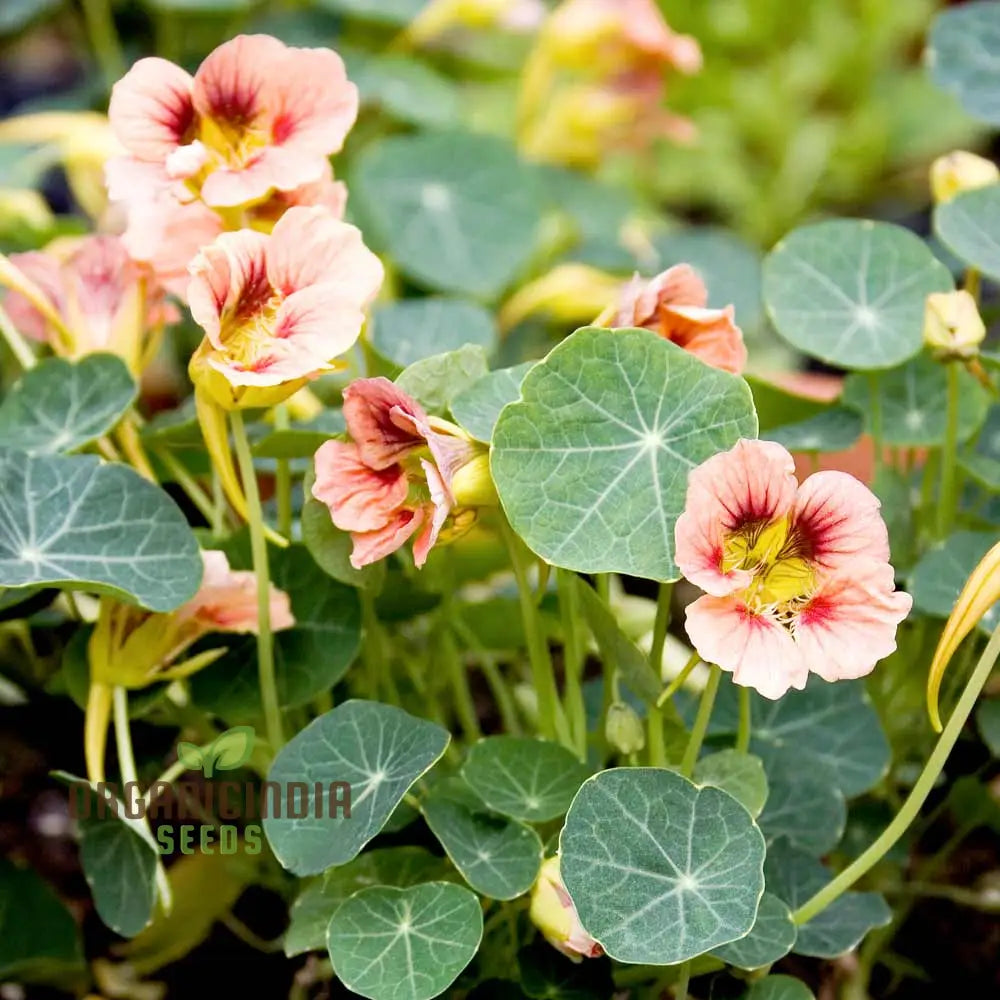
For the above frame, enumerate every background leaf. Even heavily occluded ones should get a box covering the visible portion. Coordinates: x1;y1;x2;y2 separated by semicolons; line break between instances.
451;362;535;443
934;185;1000;280
711;892;796;970
370;298;497;368
394;344;490;414
927;2;1000;125
693;750;768;818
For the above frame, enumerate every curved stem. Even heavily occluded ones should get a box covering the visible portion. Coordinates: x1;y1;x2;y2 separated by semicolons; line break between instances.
231;410;283;752
441;624;480;741
937;361;962;538
154;447;216;525
655;652;701;708
0;303;36;370
557;569;587;757
793;621;1000;925
736;686;752;754
274;404;293;539
451;615;521;737
680;664;721;777
649;582;673;677
79;0;126;90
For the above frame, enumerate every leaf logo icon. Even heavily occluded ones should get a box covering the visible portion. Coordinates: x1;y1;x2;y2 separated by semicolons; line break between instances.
179;726;256;777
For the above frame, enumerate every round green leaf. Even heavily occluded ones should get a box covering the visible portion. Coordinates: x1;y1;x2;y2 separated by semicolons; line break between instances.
742;976;815;1000
0;0;61;34
934;186;1000;280
326;882;482;1000
0;354;136;455
462;736;591;822
763;220;953;369
264;700;449;875
757;756;846;855
189;545;361;717
765;407;863;454
352;131;542;298
693;750;768;818
765;839;891;958
842;354;989;446
711;893;796;970
422;781;542;900
560;767;765;965
394;344;490;414
0;450;202;612
451;362;534;443
349;53;459;128
491;327;757;581
927;2;1000;125
909;530;1000;634
370;298;497;369
285;847;453;957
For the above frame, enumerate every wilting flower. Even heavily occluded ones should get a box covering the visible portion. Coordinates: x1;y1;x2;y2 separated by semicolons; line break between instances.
186;205;383;410
599;263;746;374
312;378;491;569
530;856;603;962
924;290;986;360
675;440;911;699
3;234;176;373
108;34;357;210
930;150;999;204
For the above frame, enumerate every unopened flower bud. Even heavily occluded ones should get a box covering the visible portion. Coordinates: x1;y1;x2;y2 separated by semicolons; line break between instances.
529;856;603;962
924;290;985;359
930;151;999;204
450;451;497;507
605;701;645;754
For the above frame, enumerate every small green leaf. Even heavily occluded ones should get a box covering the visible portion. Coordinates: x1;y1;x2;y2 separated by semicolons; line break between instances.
763;220;953;370
370;298;497;369
207;726;255;774
765;407;863;454
693;750;768;818
927;3;1000;125
450;362;536;443
422;780;542;900
491;327;757;581
842;354;989;446
934;186;1000;280
0;354;136;455
394;344;490;415
462;736;591;823
0;858;83;984
251;410;345;459
909;530;1000;635
765;839;890;958
284;847;453;957
301;490;386;591
264;700;449;874
326;882;483;1000
353;131;543;298
742;976;816;1000
175;742;204;771
757;755;846;854
711;893;796;970
0;450;202;612
560;767;765;965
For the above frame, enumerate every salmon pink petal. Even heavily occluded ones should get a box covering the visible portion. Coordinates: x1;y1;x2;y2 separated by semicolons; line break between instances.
675;439;798;596
685;594;808;699
342;377;428;469
350;508;425;569
791;471;890;572
312;440;408;533
109;57;195;160
266;206;383;304
183;550;294;633
199;147;328;208
647;263;708;310
188;229;270;346
4;251;63;341
794;566;912;683
105;156;174;210
412;461;452;567
205;342;331;387
272;285;365;357
660;304;747;374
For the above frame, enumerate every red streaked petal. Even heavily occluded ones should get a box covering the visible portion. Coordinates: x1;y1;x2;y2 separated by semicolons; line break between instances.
312;440;409;533
109;57;195;160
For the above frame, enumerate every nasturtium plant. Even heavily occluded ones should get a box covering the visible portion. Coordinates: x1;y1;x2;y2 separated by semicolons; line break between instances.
4;4;1000;999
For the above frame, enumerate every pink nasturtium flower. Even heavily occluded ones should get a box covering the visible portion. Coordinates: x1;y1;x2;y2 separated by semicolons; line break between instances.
603;263;747;374
3;234;176;373
186;204;383;410
108;34;357;209
312;378;492;569
675;440;912;699
529;856;603;962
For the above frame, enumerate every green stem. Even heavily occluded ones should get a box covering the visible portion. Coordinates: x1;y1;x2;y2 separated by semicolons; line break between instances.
230;411;283;752
0;303;36;369
154;448;216;526
79;0;126;91
868;373;883;480
557;569;587;757
647;706;666;767
674;961;691;1000
441;624;480;741
655;652;701;708
451;615;521;736
594;573;610;603
736;686;751;754
649;582;673;678
499;517;571;747
680;664;721;777
360;590;398;704
793;621;1000;926
274;404;293;540
937;361;962;538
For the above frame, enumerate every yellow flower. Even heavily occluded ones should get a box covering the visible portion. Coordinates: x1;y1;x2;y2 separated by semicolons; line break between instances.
923;290;986;359
930;150;999;204
529;856;602;961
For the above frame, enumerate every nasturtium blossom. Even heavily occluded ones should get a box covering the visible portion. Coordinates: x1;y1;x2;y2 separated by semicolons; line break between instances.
675;440;911;699
929;149;999;204
312;378;491;569
3;234;176;373
602;263;747;374
108;34;357;209
529;856;602;962
186;205;383;409
923;289;985;359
